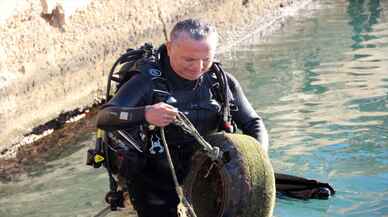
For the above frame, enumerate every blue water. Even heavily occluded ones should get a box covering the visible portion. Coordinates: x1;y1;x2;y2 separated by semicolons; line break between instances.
222;0;388;216
0;0;387;217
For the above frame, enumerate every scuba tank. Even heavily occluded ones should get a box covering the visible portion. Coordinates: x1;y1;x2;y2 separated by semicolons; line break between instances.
86;43;159;211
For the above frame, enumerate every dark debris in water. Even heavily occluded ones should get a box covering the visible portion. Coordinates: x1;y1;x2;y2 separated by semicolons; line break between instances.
28;100;104;137
0;100;104;183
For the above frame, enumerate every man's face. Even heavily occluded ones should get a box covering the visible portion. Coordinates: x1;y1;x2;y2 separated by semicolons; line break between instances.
166;33;217;80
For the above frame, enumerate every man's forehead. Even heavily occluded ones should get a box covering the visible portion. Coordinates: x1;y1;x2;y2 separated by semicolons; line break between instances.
172;31;217;46
175;40;217;55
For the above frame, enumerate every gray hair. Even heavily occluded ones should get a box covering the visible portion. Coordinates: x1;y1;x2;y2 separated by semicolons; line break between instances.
170;19;218;43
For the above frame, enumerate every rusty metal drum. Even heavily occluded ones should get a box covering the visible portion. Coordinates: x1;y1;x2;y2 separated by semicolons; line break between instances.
184;133;276;217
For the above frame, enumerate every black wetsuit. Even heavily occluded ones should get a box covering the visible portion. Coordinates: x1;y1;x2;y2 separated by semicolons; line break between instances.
96;45;267;217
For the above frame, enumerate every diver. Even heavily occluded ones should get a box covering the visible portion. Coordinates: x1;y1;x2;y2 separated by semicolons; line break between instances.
93;18;335;217
95;18;269;217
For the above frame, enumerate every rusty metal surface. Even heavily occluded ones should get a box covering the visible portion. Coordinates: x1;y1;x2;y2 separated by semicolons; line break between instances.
184;132;275;217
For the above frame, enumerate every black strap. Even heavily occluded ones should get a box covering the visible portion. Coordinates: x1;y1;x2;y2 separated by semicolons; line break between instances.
211;63;235;132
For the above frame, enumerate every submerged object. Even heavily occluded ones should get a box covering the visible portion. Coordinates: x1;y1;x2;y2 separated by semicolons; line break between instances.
184;132;276;217
275;173;335;200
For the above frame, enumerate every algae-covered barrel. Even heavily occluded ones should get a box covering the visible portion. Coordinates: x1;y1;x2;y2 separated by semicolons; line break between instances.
184;133;276;217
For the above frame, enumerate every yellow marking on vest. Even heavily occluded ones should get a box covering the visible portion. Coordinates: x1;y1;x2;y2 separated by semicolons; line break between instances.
94;154;105;163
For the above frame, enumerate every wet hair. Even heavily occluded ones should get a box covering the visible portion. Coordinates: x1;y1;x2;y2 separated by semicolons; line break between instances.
170;18;218;43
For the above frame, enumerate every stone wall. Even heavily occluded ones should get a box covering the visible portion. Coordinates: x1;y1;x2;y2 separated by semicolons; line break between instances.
0;0;299;150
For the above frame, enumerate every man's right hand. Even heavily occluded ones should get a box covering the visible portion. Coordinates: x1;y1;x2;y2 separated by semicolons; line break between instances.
145;102;178;127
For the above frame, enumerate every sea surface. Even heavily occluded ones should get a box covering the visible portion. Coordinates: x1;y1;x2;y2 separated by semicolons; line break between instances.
222;0;388;216
0;0;387;216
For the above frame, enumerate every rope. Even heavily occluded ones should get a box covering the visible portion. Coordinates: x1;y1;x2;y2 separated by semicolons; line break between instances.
173;112;221;160
160;127;198;217
93;205;111;217
93;206;131;217
158;111;223;216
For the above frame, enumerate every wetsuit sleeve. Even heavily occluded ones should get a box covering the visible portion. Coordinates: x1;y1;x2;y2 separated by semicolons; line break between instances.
227;73;269;152
96;73;152;131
